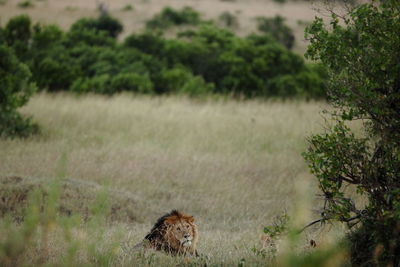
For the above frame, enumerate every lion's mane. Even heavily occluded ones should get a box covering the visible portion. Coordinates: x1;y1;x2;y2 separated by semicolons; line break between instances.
143;210;198;256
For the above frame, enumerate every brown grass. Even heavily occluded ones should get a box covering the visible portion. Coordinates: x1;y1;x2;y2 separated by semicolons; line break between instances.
0;93;333;265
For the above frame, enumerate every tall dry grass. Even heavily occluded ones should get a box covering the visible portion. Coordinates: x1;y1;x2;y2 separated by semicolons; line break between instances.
0;93;335;265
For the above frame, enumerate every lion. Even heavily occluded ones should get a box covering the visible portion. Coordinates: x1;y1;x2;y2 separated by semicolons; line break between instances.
138;210;198;256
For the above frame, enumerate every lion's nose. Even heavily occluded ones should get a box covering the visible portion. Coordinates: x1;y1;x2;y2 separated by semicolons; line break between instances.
184;234;190;239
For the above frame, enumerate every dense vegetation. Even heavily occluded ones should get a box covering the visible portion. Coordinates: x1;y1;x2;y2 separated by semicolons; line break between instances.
303;0;400;265
0;8;326;99
0;45;37;137
0;7;327;137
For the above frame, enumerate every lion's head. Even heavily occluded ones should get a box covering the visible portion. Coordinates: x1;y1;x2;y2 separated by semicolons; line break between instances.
144;210;198;256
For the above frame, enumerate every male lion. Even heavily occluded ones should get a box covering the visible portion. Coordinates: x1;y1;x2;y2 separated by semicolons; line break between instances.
139;210;199;256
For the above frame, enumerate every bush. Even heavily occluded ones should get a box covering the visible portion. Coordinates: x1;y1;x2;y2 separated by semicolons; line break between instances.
0;45;37;137
1;14;327;98
218;11;239;29
160;67;214;96
29;24;80;91
303;0;400;265
72;73;154;94
124;24;325;98
17;0;34;8
145;6;202;30
70;15;123;38
3;15;32;61
124;32;166;56
256;15;295;49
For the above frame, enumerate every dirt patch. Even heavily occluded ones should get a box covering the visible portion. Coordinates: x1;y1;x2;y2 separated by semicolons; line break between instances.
0;175;152;224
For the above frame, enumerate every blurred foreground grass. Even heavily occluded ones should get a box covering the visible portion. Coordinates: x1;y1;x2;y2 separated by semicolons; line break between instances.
0;93;348;265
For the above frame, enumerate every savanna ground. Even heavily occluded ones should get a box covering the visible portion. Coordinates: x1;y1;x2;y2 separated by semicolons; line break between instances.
0;0;352;265
1;94;346;265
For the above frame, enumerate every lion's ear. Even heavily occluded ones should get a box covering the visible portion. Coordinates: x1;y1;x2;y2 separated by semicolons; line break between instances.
164;218;174;225
186;216;195;223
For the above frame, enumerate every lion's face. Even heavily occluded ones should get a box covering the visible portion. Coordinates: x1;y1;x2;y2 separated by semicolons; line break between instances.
164;213;198;253
167;220;195;247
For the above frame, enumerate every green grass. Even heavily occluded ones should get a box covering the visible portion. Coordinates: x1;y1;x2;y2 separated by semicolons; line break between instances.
0;93;347;265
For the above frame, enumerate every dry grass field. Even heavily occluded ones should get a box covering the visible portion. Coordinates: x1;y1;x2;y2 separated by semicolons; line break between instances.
0;93;344;265
0;0;354;265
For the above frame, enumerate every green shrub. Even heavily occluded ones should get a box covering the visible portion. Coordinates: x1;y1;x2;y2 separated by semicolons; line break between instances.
71;74;111;94
1;14;326;98
122;4;133;11
145;6;202;30
3;15;32;60
256;15;295;49
0;45;37;137
303;0;400;265
30;24;80;91
267;64;326;98
160;66;214;96
66;27;116;48
125;24;325;98
218;11;239;29
124;32;166;56
110;73;154;93
17;0;34;8
33;53;79;91
72;73;153;95
70;15;123;38
32;24;64;50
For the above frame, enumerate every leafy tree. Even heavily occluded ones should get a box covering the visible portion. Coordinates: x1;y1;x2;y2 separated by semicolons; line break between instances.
218;11;240;29
303;0;400;265
70;15;123;39
30;24;79;91
1;13;326;98
0;45;37;137
256;15;295;49
145;6;202;30
160;66;214;96
3;15;32;61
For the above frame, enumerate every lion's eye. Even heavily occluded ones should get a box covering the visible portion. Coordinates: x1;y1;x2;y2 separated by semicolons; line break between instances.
186;225;189;228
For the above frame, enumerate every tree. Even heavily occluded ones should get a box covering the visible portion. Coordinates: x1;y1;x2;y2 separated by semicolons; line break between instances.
3;15;32;61
0;45;37;137
303;0;400;265
256;15;295;50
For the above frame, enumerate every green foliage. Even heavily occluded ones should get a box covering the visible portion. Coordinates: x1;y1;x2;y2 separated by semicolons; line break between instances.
160;66;214;96
72;73;154;94
218;11;239;29
3;15;32;61
17;0;34;8
303;0;400;265
122;4;134;11
0;13;327;98
70;15;123;38
256;15;295;49
0;45;37;138
264;213;289;238
145;6;202;30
